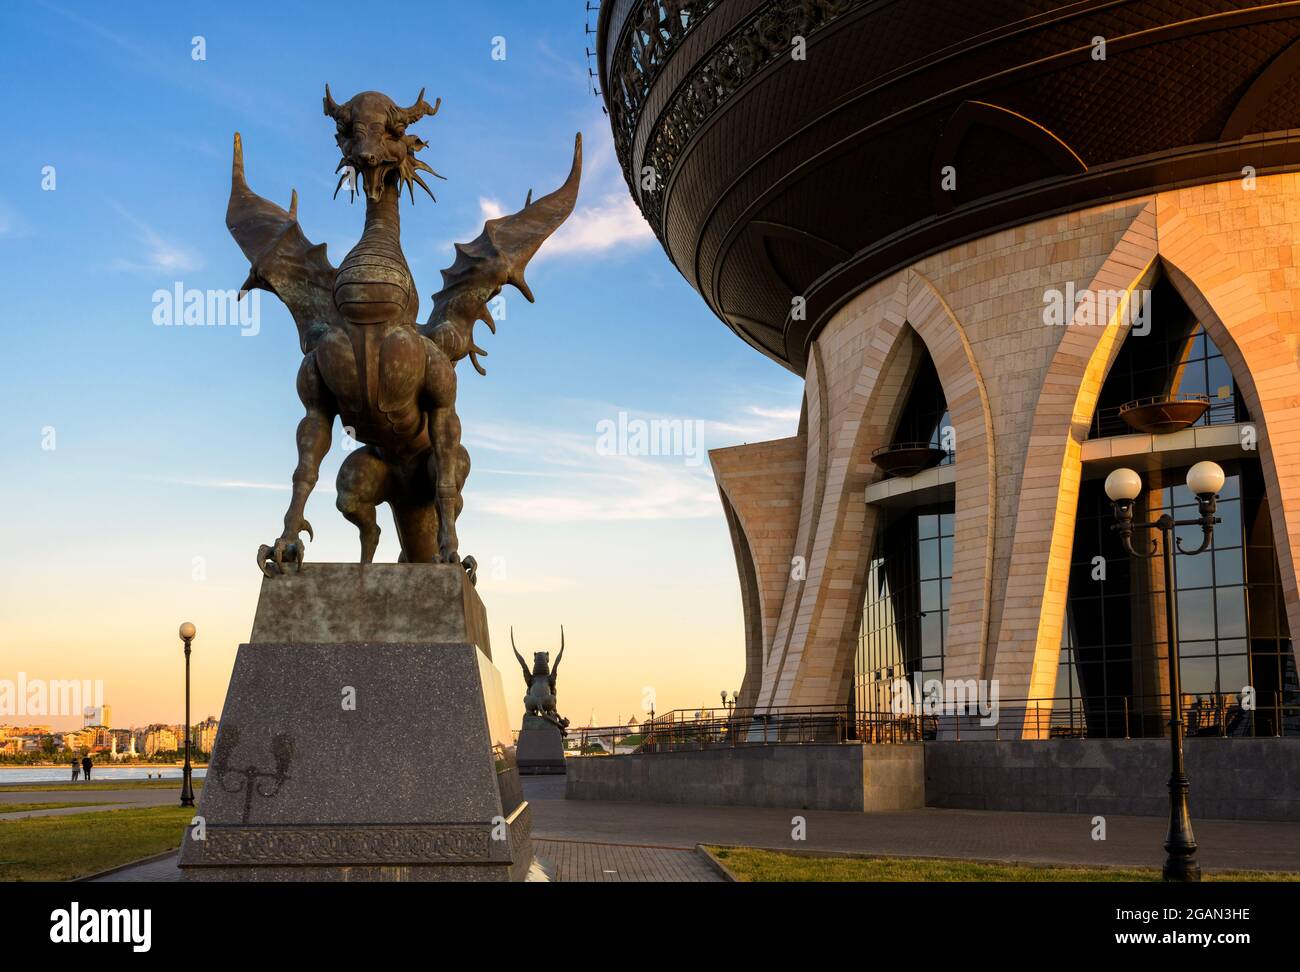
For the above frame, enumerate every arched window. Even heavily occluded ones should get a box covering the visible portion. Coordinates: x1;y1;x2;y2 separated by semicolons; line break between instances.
1088;276;1249;439
1062;272;1296;737
890;349;953;462
854;339;956;738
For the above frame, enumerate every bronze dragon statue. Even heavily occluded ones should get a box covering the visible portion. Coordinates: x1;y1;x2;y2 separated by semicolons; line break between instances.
227;87;581;576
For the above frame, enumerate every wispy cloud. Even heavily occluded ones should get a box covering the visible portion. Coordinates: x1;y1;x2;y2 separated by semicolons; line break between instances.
536;192;653;261
433;125;654;266
148;476;335;496
106;201;202;274
0;198;31;238
463;399;799;522
745;404;801;423
538;122;654;261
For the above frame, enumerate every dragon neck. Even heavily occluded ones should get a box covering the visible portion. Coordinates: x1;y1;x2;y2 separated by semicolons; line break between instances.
360;181;402;251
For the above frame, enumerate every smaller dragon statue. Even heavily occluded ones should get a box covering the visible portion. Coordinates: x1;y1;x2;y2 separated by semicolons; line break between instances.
511;627;569;735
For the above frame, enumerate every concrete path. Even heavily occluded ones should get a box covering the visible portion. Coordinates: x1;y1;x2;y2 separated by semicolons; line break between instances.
0;785;182;821
87;853;183;882
532;790;1300;873
0;786;182;809
79;774;1300;880
1;803;137;820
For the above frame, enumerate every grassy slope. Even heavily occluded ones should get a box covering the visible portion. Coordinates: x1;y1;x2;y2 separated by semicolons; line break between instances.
0;802;112;815
0;805;193;881
708;847;1300;882
0;780;205;794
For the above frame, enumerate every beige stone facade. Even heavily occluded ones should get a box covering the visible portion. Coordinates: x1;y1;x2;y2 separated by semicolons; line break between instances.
711;174;1300;735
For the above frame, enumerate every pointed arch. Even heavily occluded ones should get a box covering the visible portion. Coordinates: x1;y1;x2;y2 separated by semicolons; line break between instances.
990;202;1160;726
763;268;995;710
1157;253;1300;647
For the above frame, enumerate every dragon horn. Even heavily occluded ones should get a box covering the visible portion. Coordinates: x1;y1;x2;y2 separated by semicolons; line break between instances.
323;83;346;121
397;88;440;126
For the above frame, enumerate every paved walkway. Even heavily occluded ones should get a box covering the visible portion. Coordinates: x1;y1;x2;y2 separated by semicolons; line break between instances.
0;784;181;821
532;790;1300;873
0;786;180;809
76;774;1300;880
534;839;722;881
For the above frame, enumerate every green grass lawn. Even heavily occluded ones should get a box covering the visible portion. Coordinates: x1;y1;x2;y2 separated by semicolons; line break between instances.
0;779;205;794
0;802;112;815
707;847;1300;882
0;805;193;881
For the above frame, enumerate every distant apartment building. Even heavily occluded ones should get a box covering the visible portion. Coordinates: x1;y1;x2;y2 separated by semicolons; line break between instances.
62;727;96;754
194;717;219;754
144;726;178;756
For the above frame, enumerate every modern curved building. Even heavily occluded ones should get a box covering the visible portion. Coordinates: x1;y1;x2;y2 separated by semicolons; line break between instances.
599;0;1300;740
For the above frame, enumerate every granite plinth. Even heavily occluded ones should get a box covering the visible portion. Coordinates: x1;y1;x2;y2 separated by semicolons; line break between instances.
179;564;527;881
517;716;566;775
249;561;491;658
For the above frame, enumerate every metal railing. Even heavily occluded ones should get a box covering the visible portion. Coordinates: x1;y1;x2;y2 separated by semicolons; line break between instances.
563;692;1299;754
1088;393;1237;439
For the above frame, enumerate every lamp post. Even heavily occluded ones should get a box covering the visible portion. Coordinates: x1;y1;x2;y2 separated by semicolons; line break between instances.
178;621;196;808
1104;460;1224;883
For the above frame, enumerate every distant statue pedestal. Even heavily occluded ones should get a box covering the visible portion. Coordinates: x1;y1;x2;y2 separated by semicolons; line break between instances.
516;715;567;775
178;563;531;882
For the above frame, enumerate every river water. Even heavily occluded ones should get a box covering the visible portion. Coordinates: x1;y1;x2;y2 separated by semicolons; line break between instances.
0;767;209;785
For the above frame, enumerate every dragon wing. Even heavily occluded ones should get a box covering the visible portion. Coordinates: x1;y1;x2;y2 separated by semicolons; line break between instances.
549;625;565;691
228;132;342;353
422;133;582;375
510;627;533;685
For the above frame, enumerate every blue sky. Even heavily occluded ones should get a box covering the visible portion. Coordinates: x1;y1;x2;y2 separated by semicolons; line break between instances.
0;0;802;729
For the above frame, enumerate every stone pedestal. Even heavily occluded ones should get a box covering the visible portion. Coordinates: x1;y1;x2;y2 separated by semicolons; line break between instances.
516;715;567;775
179;563;530;881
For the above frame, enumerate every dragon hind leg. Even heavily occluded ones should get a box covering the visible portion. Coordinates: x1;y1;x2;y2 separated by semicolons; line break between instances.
390;493;442;564
336;446;390;564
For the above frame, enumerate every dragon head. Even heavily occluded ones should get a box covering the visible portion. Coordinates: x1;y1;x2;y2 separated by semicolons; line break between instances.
324;85;444;204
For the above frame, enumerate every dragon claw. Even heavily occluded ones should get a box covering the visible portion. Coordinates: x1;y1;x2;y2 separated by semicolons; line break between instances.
257;526;311;577
257;544;277;578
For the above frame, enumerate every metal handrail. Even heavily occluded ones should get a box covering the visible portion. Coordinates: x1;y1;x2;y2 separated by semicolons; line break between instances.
563;692;1298;754
1117;392;1211;413
870;440;951;459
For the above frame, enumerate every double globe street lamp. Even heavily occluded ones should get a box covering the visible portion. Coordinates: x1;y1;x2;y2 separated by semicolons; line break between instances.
1103;459;1226;882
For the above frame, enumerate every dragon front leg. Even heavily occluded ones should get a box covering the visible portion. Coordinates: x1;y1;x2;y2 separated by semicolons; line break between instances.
428;403;466;565
258;354;335;577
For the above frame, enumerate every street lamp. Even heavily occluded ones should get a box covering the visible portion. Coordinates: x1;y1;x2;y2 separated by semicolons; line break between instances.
1104;460;1224;882
178;621;196;808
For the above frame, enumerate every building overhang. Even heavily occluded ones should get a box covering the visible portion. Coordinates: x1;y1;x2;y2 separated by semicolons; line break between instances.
600;0;1300;374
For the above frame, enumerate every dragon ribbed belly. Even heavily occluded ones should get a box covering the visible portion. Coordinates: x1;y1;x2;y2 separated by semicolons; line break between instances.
334;233;413;325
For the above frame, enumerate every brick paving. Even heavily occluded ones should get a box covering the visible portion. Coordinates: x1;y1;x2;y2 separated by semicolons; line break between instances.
534;839;721;882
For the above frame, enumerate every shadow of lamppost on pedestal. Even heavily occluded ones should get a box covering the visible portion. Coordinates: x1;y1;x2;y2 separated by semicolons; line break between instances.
1104;459;1225;883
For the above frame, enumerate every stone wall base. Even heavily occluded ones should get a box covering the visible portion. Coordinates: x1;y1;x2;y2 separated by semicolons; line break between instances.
565;744;924;812
566;739;1300;821
925;738;1300;821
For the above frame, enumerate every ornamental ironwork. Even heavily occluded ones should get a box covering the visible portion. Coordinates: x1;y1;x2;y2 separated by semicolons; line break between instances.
608;0;865;234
